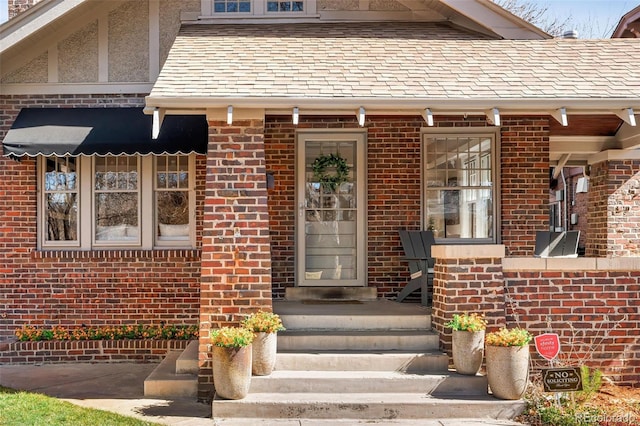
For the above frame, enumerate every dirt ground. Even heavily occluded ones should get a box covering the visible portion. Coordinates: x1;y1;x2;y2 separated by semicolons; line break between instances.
517;381;640;425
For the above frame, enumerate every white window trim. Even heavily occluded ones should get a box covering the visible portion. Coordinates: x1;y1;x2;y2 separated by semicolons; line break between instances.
421;128;501;244
201;0;316;18
37;155;196;250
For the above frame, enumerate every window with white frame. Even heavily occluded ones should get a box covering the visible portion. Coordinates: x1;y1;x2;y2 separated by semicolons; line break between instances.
39;154;195;250
203;0;313;16
423;131;498;242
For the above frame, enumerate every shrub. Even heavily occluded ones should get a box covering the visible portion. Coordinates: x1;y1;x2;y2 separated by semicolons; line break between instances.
485;327;532;346
242;311;285;334
445;313;487;332
211;327;254;348
14;324;198;341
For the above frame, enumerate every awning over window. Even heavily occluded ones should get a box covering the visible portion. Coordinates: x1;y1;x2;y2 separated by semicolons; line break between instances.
2;108;208;157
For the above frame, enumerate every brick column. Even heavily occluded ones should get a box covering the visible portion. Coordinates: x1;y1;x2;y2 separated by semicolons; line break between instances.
500;117;550;256
587;156;640;257
431;245;507;357
197;118;272;400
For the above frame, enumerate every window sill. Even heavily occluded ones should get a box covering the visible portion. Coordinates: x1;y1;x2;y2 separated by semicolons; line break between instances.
32;248;201;260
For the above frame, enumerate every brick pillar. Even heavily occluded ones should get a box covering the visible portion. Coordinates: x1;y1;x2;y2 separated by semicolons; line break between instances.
431;245;507;358
500;117;550;256
587;157;640;257
197;118;273;401
8;0;44;19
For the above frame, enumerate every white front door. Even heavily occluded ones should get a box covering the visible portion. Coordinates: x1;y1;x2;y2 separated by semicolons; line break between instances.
296;131;366;286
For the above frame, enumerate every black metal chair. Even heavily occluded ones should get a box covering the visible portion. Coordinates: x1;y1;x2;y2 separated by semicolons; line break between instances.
534;230;580;258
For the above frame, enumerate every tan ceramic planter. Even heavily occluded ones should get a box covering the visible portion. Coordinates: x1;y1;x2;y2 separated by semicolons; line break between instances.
452;329;485;375
485;344;530;400
251;332;278;376
212;345;252;400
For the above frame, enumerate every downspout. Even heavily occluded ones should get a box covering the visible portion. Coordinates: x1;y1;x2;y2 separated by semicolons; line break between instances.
561;169;568;231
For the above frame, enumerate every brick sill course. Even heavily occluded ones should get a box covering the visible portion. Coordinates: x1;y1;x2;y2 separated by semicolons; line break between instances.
0;339;192;364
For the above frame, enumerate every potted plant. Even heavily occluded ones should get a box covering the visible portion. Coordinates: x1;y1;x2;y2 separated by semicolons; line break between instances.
210;326;254;399
485;327;532;400
242;311;285;376
445;313;487;375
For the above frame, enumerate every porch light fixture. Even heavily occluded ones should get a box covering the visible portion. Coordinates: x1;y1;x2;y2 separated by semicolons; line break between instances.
615;108;636;127
486;107;500;126
293;107;299;126
358;107;366;127
227;105;233;125
152;107;164;139
552;107;568;127
422;108;434;126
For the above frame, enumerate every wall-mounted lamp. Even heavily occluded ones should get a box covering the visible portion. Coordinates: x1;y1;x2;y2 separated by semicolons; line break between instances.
358;106;366;127
152;107;164;139
227;105;233;125
552;107;568;126
293;107;299;126
422;108;434;126
615;108;636;127
486;107;500;126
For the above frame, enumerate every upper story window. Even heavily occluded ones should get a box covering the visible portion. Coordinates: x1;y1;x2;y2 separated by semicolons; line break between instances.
203;0;314;17
39;154;196;250
422;129;499;243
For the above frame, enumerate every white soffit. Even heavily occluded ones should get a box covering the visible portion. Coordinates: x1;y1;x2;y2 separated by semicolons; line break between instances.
438;0;550;40
0;0;88;54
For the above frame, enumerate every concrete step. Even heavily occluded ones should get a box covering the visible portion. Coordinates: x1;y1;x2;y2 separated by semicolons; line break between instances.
275;351;449;373
212;392;525;420
275;300;431;330
278;330;440;351
176;340;198;374
250;370;488;395
144;349;197;398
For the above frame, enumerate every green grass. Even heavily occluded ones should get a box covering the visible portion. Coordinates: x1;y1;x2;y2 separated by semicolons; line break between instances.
0;386;162;426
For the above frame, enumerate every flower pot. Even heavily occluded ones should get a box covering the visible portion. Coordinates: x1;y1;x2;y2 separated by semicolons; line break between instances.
212;345;252;400
485;344;530;400
251;331;278;376
452;329;485;375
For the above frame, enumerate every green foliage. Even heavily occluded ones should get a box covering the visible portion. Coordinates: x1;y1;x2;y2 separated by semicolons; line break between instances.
485;327;532;346
445;313;487;332
0;387;161;426
312;153;350;192
242;311;285;334
211;326;254;348
15;324;198;341
577;366;602;402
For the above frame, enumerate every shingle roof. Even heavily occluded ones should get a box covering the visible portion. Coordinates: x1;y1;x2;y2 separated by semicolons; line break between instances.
148;22;640;103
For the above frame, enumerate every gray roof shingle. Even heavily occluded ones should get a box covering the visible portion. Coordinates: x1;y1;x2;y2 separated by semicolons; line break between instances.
149;22;640;102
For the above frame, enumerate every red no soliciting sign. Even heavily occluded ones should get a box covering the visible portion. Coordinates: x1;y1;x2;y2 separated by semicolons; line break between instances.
535;333;560;361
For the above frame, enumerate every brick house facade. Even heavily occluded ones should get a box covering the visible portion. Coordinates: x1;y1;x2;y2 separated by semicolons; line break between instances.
1;0;639;394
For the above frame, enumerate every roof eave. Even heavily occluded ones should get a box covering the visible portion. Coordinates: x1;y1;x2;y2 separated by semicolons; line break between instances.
144;96;640;116
0;0;87;54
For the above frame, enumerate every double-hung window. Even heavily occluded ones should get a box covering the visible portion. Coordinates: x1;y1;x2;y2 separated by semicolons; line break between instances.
422;129;499;242
39;154;195;250
204;0;313;16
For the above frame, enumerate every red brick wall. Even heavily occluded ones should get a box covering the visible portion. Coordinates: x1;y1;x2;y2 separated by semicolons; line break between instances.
0;94;204;342
432;256;506;355
587;160;640;257
265;115;548;296
504;269;640;386
500;117;550;256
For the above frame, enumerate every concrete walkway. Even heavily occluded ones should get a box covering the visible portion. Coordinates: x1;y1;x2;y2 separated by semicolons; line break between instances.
0;363;524;425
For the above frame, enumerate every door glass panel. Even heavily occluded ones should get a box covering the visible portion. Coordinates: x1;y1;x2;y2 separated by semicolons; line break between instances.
304;141;357;281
